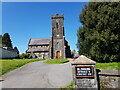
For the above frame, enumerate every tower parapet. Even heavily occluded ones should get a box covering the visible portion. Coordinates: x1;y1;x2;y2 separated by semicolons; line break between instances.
51;14;64;19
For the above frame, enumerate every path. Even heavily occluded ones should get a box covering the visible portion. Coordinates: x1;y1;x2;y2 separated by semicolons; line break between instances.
2;61;73;88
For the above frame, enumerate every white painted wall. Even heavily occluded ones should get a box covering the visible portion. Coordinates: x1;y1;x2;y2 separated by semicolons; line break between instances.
0;47;18;59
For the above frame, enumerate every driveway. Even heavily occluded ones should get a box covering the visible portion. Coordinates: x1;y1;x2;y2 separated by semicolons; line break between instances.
2;61;73;88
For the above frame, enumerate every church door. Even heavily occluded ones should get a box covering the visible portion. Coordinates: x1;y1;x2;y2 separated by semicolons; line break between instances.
56;51;60;58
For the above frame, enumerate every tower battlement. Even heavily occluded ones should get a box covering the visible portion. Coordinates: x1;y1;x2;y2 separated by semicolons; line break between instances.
51;14;64;19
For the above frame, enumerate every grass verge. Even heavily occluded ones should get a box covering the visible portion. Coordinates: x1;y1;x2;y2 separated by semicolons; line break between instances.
44;58;69;64
66;81;74;88
96;62;120;70
60;81;74;89
0;59;45;75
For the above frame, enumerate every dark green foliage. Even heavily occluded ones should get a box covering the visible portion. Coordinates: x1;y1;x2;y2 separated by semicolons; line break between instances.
2;33;13;48
14;46;19;55
71;49;76;58
19;53;30;59
77;2;120;62
14;46;19;58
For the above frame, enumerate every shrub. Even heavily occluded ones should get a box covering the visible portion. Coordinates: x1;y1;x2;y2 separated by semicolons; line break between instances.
19;53;30;59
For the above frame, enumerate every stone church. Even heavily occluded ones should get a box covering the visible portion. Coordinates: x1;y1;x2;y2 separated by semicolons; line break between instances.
26;14;71;59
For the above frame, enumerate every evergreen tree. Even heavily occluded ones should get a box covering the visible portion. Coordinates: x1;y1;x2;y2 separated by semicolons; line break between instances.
2;33;13;48
14;46;19;55
77;2;120;62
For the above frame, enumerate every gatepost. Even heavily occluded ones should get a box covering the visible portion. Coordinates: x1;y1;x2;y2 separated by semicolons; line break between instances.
71;55;98;90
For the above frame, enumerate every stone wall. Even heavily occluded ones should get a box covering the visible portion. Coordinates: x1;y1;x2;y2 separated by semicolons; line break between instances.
0;47;18;59
98;69;120;89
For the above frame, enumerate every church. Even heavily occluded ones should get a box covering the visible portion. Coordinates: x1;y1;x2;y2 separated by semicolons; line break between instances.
26;14;71;59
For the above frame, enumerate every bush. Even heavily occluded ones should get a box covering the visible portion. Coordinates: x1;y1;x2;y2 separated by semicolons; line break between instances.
19;53;30;59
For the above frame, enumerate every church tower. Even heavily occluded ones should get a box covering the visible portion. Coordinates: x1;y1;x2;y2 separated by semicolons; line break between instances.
51;14;66;58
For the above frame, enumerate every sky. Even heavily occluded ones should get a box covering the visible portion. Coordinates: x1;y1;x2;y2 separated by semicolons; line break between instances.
2;2;88;54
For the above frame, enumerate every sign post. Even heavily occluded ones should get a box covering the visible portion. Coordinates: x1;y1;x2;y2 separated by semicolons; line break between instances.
71;55;98;89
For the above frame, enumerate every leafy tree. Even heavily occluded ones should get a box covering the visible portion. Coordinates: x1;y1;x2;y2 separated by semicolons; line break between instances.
77;2;120;62
2;33;13;48
71;49;76;58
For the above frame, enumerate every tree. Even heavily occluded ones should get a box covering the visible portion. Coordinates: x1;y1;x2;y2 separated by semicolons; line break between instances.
19;53;30;59
77;2;120;62
2;33;13;48
71;49;76;58
14;46;19;55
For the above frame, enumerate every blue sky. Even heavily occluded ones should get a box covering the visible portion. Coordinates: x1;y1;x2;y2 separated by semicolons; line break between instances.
2;2;88;54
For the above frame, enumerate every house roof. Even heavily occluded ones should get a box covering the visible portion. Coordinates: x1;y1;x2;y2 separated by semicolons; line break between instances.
29;38;51;45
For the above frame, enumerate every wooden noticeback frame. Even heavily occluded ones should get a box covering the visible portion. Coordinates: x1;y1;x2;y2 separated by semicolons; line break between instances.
75;66;94;78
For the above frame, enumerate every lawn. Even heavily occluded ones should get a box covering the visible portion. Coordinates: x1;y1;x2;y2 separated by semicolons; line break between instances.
0;58;119;76
96;62;120;70
0;59;45;75
44;58;69;64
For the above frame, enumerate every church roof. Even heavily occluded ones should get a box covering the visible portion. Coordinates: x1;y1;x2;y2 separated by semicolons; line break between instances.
28;38;51;45
26;48;49;52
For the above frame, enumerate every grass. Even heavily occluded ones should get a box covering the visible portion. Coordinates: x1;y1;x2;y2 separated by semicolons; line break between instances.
0;59;45;75
0;58;119;76
66;81;74;88
96;62;120;70
60;81;74;89
44;58;69;64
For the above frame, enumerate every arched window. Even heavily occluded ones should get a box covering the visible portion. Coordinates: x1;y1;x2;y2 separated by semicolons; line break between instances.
56;22;58;28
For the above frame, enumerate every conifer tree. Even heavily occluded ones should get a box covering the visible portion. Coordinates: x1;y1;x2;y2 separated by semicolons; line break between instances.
77;2;120;62
2;33;13;48
14;46;19;54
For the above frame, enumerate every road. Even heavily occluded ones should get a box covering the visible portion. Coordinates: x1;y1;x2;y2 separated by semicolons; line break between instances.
2;61;73;88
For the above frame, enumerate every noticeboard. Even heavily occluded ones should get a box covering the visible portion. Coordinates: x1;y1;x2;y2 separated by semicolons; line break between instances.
75;66;94;78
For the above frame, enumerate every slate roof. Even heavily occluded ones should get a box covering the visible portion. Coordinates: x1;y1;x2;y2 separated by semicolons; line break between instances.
27;48;49;52
29;38;51;45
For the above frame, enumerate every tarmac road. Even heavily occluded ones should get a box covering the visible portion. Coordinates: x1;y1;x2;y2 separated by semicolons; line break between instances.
2;60;73;88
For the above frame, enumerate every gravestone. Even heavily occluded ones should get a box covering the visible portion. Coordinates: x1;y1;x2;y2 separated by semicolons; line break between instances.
71;55;98;89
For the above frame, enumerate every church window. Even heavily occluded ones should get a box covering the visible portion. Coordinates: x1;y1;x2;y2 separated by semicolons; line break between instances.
39;54;42;57
44;53;48;57
56;22;58;28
